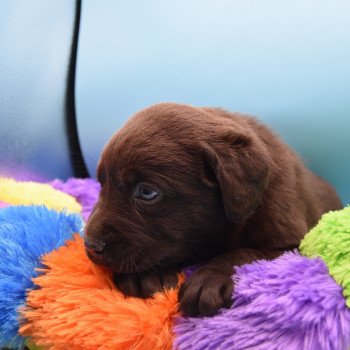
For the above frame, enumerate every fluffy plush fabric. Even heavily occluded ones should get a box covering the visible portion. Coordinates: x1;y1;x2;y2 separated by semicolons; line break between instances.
300;207;350;307
0;178;81;214
0;201;8;208
49;178;100;221
174;253;350;350
0;176;348;350
19;207;350;350
0;206;84;349
20;234;182;350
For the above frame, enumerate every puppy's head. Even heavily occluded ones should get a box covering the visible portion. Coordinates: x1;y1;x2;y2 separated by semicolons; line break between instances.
84;103;270;273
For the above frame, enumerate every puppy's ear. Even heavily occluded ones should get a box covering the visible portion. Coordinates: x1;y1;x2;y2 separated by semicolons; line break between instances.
202;131;270;222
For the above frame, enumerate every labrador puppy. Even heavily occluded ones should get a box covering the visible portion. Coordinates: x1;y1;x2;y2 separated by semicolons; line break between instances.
84;103;342;317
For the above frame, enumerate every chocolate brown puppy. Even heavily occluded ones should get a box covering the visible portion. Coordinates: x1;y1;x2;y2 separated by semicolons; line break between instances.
84;103;342;317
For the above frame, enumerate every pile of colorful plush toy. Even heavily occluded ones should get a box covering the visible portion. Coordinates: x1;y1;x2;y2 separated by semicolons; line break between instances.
0;177;349;350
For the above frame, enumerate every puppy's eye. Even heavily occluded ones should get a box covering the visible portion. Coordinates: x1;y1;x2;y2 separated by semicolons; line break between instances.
134;184;159;201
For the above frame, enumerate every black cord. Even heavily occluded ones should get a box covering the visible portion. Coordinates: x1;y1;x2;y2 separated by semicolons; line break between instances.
65;0;89;178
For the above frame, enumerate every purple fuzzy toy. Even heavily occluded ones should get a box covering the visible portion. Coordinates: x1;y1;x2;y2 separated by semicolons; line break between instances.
175;253;350;350
49;178;100;221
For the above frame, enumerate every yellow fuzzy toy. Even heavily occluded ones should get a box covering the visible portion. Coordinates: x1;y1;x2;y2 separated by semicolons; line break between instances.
0;178;81;214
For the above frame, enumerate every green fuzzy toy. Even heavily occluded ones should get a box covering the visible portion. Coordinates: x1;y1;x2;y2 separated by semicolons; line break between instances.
300;206;350;307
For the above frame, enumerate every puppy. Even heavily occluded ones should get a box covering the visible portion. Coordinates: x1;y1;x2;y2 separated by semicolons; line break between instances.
84;103;342;317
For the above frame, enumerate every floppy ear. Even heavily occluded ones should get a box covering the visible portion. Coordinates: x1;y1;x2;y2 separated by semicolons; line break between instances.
202;131;270;223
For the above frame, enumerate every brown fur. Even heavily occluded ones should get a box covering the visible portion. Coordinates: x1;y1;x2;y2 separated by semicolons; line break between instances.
84;103;342;317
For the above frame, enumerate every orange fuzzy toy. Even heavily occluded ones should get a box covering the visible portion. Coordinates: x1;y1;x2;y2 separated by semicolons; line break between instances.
20;234;183;350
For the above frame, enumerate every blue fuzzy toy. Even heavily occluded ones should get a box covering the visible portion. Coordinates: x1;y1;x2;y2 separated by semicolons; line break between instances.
0;205;84;349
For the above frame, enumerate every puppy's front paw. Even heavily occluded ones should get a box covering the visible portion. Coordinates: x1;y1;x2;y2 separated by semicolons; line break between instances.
179;267;233;317
113;270;178;298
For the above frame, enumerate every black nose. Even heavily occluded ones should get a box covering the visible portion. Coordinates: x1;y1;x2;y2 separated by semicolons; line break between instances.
84;237;106;256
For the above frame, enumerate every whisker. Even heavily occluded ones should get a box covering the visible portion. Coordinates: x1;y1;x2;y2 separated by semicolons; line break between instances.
132;258;140;275
118;259;124;273
138;250;160;274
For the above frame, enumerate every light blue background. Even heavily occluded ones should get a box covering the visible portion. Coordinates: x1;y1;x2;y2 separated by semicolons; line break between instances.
76;0;350;204
0;1;77;180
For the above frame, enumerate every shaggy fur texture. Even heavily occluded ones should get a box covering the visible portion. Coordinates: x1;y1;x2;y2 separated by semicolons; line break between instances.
0;206;83;349
49;178;100;221
21;234;182;350
0;178;81;213
0;178;347;349
174;253;350;350
18;199;350;350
